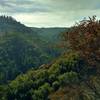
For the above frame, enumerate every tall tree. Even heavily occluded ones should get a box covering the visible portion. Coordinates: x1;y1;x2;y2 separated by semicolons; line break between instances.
62;16;100;70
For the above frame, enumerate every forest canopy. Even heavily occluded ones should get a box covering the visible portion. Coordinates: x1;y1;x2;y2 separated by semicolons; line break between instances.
0;16;100;100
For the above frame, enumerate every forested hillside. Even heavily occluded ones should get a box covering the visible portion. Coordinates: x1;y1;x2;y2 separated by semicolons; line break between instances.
0;16;66;84
31;27;68;59
0;16;33;35
0;16;100;100
31;27;67;43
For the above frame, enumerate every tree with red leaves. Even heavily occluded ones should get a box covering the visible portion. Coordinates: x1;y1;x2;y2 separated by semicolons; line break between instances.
62;16;100;70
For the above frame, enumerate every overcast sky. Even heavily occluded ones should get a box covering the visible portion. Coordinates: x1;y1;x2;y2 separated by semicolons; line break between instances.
0;0;100;27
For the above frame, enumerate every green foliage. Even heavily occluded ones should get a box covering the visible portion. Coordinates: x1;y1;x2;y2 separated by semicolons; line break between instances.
48;52;84;75
52;81;60;91
58;71;79;86
32;82;52;100
0;51;100;100
0;52;83;100
0;16;67;84
0;16;100;100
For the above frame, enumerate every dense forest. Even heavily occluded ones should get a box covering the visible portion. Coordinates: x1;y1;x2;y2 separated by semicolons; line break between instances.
0;16;100;100
0;16;67;84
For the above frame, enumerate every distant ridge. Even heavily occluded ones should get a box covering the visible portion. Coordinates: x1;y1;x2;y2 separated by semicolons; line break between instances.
0;15;67;84
0;15;33;35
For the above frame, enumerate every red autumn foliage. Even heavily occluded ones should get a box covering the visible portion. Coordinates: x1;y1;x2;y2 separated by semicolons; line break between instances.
62;16;100;68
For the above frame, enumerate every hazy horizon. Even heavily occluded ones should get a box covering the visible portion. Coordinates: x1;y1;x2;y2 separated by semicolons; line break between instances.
0;0;100;27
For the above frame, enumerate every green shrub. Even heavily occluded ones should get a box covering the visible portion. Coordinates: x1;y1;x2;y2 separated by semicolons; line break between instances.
58;71;79;86
52;81;60;91
32;83;52;100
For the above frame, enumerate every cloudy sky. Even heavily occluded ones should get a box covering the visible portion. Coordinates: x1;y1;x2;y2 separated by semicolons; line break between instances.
0;0;100;27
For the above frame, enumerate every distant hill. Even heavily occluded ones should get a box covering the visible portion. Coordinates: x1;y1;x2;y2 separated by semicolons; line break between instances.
31;27;68;42
0;16;33;35
31;27;69;59
0;16;67;84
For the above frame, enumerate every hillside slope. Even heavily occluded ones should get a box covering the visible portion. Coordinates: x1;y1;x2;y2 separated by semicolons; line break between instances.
31;27;67;42
31;27;69;58
0;16;67;84
0;52;100;100
0;16;100;100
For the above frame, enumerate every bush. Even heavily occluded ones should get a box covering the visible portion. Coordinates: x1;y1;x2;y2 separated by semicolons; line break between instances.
52;81;60;91
58;71;79;86
32;83;52;100
48;74;57;84
59;53;84;73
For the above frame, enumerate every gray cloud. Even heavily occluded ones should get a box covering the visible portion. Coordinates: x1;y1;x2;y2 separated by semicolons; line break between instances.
43;0;100;12
0;0;100;27
0;0;100;14
0;0;51;13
